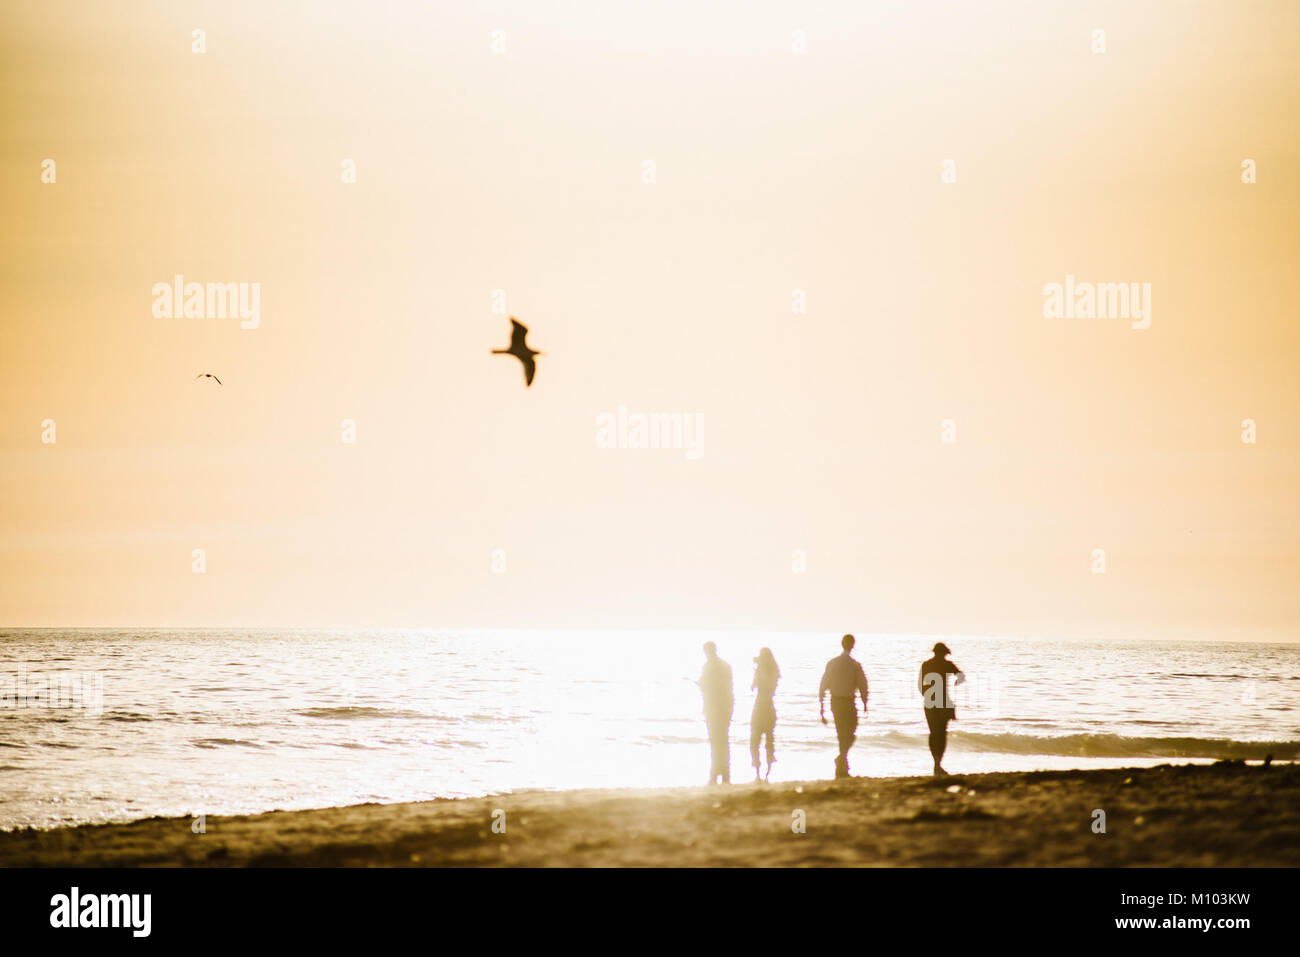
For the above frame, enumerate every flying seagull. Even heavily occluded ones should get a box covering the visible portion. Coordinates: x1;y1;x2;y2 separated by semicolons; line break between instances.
491;317;541;387
195;373;223;385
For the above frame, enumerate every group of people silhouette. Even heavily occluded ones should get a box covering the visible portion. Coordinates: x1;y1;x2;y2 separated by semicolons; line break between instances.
697;635;965;783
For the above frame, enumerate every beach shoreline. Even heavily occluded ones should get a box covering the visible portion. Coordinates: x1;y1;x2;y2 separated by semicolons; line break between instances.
3;762;1297;867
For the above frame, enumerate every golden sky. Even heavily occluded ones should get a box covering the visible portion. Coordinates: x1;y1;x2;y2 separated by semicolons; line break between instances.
2;0;1297;638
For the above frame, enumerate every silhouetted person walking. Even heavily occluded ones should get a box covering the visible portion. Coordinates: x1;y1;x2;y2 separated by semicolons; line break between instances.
749;648;780;781
819;634;869;778
919;641;965;776
699;642;734;785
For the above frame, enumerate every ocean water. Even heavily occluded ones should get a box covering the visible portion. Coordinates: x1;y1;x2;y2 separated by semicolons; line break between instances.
0;629;1296;830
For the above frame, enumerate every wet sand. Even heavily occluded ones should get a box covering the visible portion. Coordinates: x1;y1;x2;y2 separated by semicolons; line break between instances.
2;762;1296;867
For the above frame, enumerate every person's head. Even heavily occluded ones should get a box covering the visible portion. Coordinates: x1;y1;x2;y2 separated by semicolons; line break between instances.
703;641;717;659
933;641;951;658
754;647;777;669
841;633;855;652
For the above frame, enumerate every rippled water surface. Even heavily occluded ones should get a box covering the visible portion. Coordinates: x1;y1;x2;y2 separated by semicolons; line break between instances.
1;629;1296;829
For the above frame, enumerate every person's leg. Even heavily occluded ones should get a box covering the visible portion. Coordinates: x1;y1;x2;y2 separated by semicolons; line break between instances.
708;716;730;783
749;721;762;775
925;708;948;774
832;699;857;776
844;705;858;774
830;700;846;776
707;717;721;783
761;702;776;773
935;715;949;767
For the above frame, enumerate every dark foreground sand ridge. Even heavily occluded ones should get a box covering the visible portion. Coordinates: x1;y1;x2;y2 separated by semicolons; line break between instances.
2;762;1296;867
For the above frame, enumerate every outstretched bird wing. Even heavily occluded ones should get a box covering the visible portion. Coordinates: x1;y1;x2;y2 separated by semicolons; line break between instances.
521;355;536;387
509;318;529;352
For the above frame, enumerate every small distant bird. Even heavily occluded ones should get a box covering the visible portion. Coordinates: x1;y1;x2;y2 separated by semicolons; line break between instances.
491;317;541;387
195;373;223;385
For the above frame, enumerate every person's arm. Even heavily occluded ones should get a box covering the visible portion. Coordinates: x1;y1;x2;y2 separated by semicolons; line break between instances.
952;661;966;686
818;665;829;724
857;665;869;713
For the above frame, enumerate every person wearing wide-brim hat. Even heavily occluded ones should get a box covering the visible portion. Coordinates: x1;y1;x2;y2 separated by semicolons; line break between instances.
919;641;965;776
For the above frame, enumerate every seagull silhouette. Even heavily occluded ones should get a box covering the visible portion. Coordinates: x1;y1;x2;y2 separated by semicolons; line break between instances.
195;373;223;385
491;317;541;387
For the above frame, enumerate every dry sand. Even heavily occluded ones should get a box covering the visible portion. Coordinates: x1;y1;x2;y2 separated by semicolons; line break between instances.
2;762;1297;867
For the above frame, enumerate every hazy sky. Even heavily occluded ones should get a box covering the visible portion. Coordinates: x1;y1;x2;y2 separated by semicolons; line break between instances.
2;0;1297;638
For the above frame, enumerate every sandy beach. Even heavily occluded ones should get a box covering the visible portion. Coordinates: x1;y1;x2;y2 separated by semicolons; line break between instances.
2;762;1296;867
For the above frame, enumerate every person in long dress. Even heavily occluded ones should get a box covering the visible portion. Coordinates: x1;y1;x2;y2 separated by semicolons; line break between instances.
749;648;780;781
